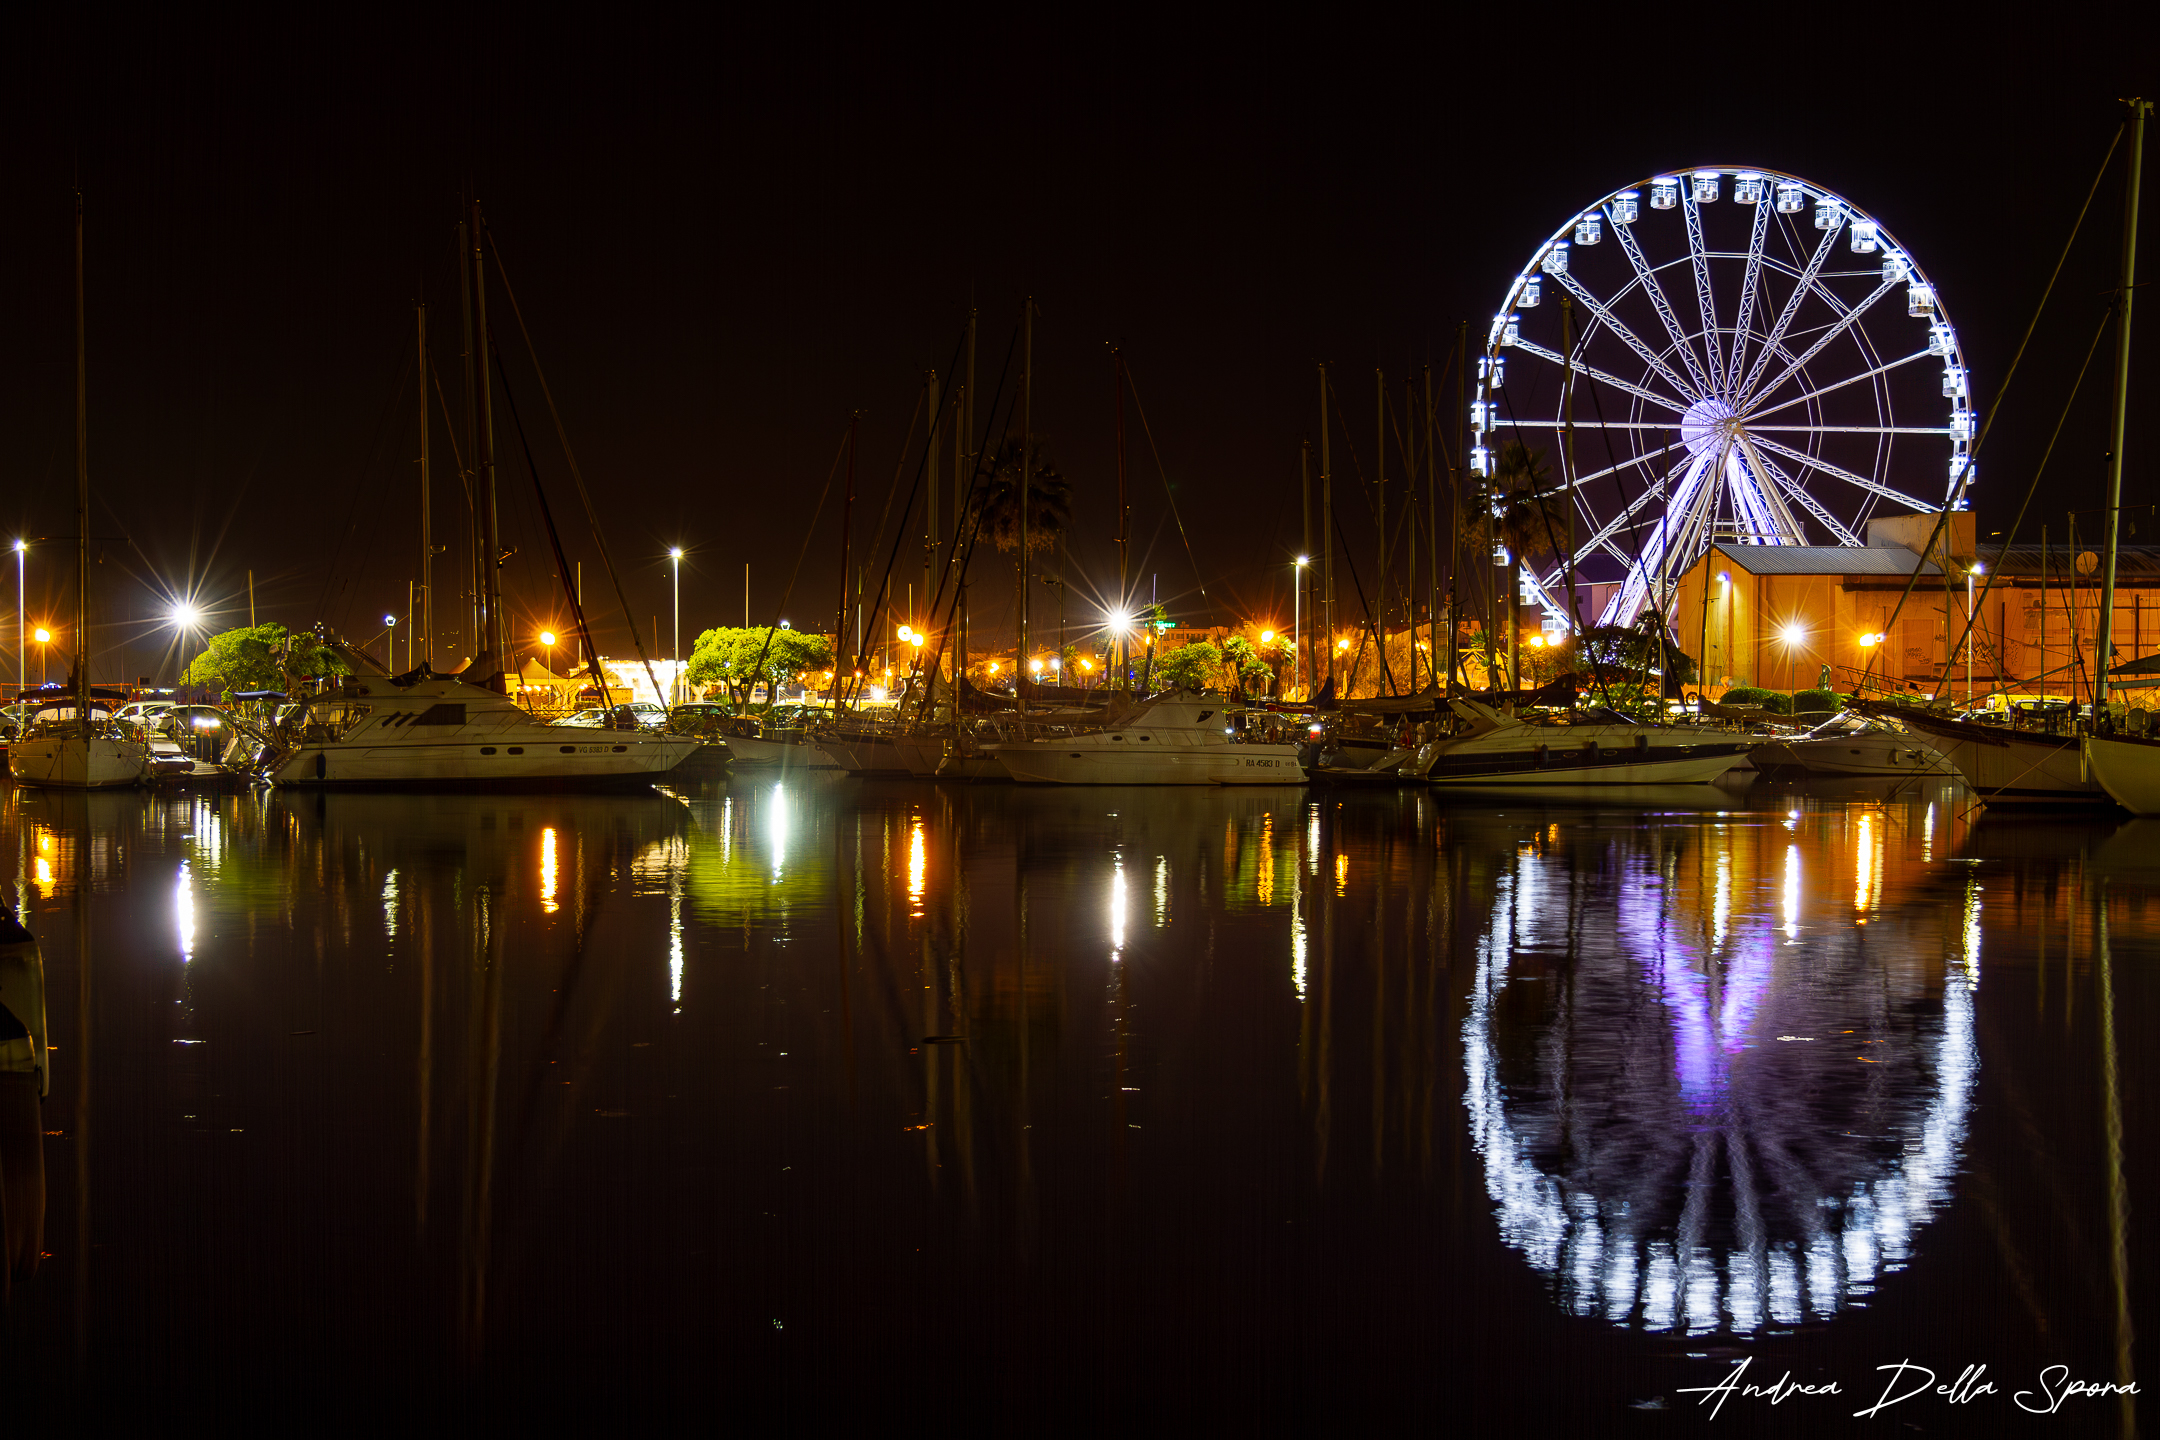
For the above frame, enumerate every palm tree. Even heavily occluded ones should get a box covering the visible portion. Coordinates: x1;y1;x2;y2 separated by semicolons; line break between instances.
969;437;1073;556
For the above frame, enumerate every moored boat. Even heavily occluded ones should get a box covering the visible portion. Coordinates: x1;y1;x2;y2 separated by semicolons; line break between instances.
985;693;1304;785
1415;698;1751;787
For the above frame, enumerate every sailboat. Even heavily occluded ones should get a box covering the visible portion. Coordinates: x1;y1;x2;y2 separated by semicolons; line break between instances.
266;198;695;791
11;195;150;791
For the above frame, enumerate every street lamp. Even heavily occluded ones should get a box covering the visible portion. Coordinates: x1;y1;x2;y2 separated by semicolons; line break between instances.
1967;562;1984;705
13;539;24;699
540;630;558;674
669;547;684;706
34;626;52;684
1294;556;1309;698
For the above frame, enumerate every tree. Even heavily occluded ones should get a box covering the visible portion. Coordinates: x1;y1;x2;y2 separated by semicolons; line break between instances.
1217;635;1272;696
969;436;1073;556
1154;641;1222;693
685;626;835;707
183;623;349;695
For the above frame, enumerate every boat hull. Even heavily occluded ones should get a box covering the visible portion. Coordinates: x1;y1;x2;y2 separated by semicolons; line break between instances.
1425;746;1747;787
2082;735;2160;816
10;734;150;789
1752;734;1956;778
712;734;842;770
269;736;698;791
1896;713;2106;806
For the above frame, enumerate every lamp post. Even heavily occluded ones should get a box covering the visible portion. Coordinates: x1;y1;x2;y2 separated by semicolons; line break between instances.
35;626;51;684
169;604;203;687
1294;555;1308;699
383;614;397;673
669;547;684;707
1967;562;1984;706
541;630;557;675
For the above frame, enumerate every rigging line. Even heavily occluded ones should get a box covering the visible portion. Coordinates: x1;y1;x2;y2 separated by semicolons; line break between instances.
1929;304;2115;704
1857;122;2126;694
848;384;929;669
1333;500;1396;695
481;219;665;707
1575;375;1662;705
739;422;856;708
1122;364;1217;623
916;382;1024;702
492;342;611;704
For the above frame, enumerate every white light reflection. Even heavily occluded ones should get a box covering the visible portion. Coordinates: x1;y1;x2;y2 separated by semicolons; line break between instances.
1110;857;1127;958
1154;857;1168;926
1463;833;1976;1337
669;881;685;1013
1290;869;1308;1000
175;860;196;962
382;868;401;938
769;785;790;879
908;819;927;916
540;828;560;915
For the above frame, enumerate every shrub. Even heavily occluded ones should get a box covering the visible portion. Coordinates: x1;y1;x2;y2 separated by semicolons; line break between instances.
1791;689;1839;714
1720;687;1792;714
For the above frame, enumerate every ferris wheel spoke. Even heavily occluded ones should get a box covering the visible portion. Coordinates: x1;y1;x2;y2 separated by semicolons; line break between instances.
1731;214;1845;400
1550;269;1701;405
1745;434;1937;514
1739;438;1862;546
1743;349;1932;422
1566;444;1694;563
1500;419;1673;431
1600;449;1721;625
1730;443;1808;543
1511;338;1687;414
1724;446;1800;544
1609;221;1712;397
1749;424;1951;435
1683;198;1726;396
1739;277;1901;409
1726;197;1774;389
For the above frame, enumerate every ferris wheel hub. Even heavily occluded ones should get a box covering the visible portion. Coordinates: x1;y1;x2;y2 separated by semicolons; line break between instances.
1680;397;1738;459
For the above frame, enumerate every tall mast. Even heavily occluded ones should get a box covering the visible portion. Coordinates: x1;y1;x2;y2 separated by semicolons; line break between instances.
1319;363;1335;694
1018;297;1033;704
1113;345;1130;688
1560;294;1581;655
1425;362;1438;688
73;192;89;723
417;301;432;667
456;215;482;664
832;415;857;706
2096;97;2149;714
1301;440;1312;699
1376;367;1387;690
467;196;504;686
961;307;976;555
925;367;939;640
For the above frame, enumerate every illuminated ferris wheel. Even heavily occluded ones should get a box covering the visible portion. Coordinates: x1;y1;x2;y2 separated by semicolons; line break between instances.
1471;167;1974;632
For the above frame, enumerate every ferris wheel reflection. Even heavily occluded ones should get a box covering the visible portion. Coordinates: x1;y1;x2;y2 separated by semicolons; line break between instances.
1464;822;1977;1335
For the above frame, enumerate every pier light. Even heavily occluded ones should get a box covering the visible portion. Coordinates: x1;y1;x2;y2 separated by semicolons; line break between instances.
1970;561;1986;575
1950;408;1977;441
1717;572;1730;591
1942;365;1968;399
1573;213;1603;245
1814;197;1841;230
539;631;556;646
669;547;683;560
1775;181;1806;213
171;603;202;629
1733;172;1765;205
1691;170;1720;203
384;614;397;628
1779;622;1806;647
1649;177;1679;209
1296;555;1309;567
1470;445;1493;477
1609;190;1639;224
1541;241;1569;275
1849;219;1879;253
1517;275;1541;307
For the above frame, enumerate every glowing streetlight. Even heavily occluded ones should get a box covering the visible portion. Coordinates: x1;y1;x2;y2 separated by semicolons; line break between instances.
12;539;24;700
1260;630;1274;644
669;547;685;706
34;625;52;684
540;630;558;674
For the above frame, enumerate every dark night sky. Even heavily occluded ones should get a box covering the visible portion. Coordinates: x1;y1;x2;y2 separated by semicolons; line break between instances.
0;9;2152;684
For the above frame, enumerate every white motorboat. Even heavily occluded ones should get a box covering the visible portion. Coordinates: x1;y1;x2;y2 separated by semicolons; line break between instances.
265;676;697;790
1413;699;1751;787
1751;711;1957;779
985;693;1305;785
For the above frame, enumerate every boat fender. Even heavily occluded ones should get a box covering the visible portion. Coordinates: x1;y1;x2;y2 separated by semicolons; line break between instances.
314;752;327;782
1533;743;1548;769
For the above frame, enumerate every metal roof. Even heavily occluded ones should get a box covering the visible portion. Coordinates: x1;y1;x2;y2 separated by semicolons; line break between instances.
1977;543;2160;579
1710;543;1941;577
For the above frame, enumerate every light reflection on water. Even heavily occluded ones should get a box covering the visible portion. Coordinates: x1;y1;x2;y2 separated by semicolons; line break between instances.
0;773;2150;1418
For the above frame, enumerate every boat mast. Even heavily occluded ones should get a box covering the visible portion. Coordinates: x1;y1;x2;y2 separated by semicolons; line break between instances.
1319;364;1334;695
73;191;89;729
466;196;505;687
1300;440;1312;699
1376;367;1387;692
457;214;483;666
1018;296;1033;707
831;415;857;707
1114;345;1130;689
417;301;432;668
2095;97;2149;716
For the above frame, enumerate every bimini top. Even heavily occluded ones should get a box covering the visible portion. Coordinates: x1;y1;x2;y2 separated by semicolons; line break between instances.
1710;543;1943;577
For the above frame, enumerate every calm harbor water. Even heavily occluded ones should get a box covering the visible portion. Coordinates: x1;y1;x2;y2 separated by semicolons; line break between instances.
0;770;2153;1430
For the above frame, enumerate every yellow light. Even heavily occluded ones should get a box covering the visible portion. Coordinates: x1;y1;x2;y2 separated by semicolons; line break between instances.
1081;660;1092;671
910;634;924;647
34;627;50;643
1336;638;1350;652
1260;630;1275;644
1857;632;1881;649
897;625;914;642
539;631;557;646
1528;636;1545;649
988;662;998;674
1780;623;1806;647
1030;659;1044;673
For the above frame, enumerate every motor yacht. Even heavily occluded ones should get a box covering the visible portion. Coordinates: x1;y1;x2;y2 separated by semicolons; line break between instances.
984;693;1304;785
1751;711;1957;779
1411;698;1751;787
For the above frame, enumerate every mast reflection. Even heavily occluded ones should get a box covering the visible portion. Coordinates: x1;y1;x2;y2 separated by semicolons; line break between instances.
1464;808;1977;1334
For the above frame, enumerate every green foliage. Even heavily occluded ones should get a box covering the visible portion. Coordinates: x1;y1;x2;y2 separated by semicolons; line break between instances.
1577;612;1698;687
1791;689;1839;714
685;626;835;706
1218;635;1272;695
183;623;349;694
1154;641;1222;693
1720;686;1793;714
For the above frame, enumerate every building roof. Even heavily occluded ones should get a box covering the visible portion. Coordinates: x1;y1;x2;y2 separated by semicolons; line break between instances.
1710;543;1942;577
1977;543;2160;580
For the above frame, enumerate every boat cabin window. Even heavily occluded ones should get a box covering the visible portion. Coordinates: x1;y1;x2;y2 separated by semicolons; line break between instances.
411;703;467;727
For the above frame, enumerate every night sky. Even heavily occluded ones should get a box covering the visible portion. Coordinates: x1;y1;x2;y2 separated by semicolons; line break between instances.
0;12;2152;685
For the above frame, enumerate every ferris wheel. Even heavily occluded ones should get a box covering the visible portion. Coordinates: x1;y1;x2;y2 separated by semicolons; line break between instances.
1471;167;1974;633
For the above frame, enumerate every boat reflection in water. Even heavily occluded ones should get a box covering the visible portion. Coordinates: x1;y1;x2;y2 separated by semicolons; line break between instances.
1464;788;1978;1334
